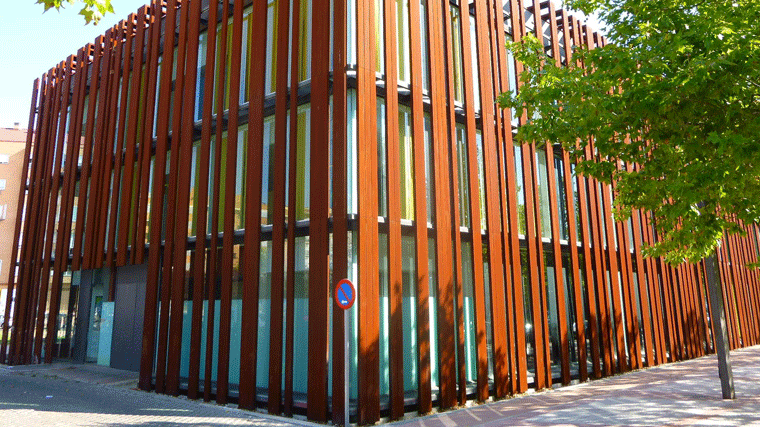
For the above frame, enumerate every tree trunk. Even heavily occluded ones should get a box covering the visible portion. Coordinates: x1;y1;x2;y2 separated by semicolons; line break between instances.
704;252;735;399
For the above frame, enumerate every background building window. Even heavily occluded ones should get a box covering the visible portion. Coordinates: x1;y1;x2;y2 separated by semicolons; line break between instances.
0;154;8;164
0;204;7;220
0;179;6;190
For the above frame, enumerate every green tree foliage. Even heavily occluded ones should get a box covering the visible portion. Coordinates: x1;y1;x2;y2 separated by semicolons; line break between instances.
499;0;760;264
37;0;114;24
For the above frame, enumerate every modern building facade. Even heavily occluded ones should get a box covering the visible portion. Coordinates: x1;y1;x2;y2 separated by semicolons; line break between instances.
5;0;760;424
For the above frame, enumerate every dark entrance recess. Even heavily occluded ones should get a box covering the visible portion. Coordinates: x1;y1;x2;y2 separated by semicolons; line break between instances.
71;265;146;371
111;264;147;372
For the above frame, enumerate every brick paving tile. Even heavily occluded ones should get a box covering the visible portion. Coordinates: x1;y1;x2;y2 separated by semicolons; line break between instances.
390;345;760;427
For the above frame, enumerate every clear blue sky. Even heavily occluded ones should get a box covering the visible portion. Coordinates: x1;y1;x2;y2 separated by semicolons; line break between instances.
0;0;149;129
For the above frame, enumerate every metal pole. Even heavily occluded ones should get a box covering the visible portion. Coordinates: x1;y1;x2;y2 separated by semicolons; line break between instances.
344;310;349;426
705;252;735;399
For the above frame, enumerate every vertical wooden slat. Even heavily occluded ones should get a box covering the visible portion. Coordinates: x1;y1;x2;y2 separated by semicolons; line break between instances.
381;0;404;416
643;213;665;364
83;29;115;270
117;8;148;266
739;227;755;343
615;197;642;369
156;0;192;393
747;229;760;343
187;0;218;401
524;141;551;387
283;0;300;414
617;216;638;368
739;231;754;345
718;248;737;350
95;24;125;271
356;0;380;422
680;263;695;357
736;232;755;344
407;0;431;414
306;0;332;419
698;261;715;353
676;263;692;358
330;0;348;421
3;78;38;362
17;69;51;363
697;262;712;353
722;238;738;349
543;139;571;385
628;205;655;367
661;246;680;359
27;66;62;363
139;0;177;392
584;149;613;375
597;175;627;371
47;53;86;363
728;234;751;347
669;262;687;359
456;0;489;402
425;0;457;409
441;0;469;405
684;262;700;356
565;18;601;379
106;19;134;276
205;0;230;401
27;67;59;362
240;0;268;410
516;0;550;389
544;1;572;385
555;8;589;383
90;26;115;270
34;58;74;362
12;72;50;364
687;263;703;355
2;78;39;364
720;238;739;349
133;1;163;266
690;261;707;354
506;0;529;394
32;62;67;362
488;0;518;396
217;0;245;404
573;155;602;378
14;71;43;363
642;211;667;363
22;69;58;363
475;0;510;395
267;0;290;413
166;0;202;397
531;0;553;388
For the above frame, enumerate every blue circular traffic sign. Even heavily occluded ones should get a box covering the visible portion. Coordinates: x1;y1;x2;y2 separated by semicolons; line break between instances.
334;279;356;310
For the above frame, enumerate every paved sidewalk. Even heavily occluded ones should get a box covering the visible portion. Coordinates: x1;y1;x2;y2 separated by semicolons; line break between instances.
1;346;759;426
0;362;318;426
392;345;760;426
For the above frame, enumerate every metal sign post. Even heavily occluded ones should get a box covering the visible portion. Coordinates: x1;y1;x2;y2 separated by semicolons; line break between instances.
335;278;355;426
344;302;349;426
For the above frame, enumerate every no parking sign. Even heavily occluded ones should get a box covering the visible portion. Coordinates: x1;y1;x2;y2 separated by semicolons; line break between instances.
334;278;355;426
334;278;356;310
